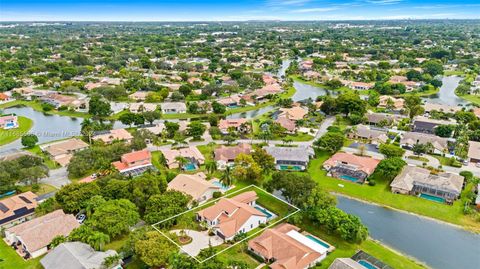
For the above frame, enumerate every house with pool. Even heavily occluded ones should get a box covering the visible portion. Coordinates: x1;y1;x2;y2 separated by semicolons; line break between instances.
248;223;334;269
112;149;154;176
0;114;18;130
390;165;464;204
323;152;380;183
167;172;223;205
264;146;314;171
196;191;273;241
160;146;205;170
329;250;393;269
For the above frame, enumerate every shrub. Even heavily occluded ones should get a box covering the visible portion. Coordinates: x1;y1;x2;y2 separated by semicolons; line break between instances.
368;179;376;186
42;103;55;111
212;191;222;199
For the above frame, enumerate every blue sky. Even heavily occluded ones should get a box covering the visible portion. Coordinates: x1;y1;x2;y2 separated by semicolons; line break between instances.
0;0;479;21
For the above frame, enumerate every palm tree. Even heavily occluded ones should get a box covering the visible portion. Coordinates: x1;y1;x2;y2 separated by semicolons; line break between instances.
205;160;217;175
88;232;110;251
220;165;233;187
175;156;188;171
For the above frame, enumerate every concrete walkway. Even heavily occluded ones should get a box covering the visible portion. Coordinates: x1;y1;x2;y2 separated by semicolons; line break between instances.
172;229;223;257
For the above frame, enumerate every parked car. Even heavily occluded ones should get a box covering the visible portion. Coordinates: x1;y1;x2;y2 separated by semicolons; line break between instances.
76;214;86;224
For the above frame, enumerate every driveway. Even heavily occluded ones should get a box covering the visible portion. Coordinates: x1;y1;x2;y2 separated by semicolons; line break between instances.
172;229;223;257
39;167;71;188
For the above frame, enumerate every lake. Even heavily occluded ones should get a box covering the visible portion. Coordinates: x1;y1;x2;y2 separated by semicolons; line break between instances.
337;196;480;269
422;76;470;106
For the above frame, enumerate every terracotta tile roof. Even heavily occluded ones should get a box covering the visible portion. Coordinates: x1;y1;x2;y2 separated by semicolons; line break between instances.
93;129;133;144
279;107;308;121
0;93;9;100
218;119;248;131
0;191;38;223
214;143;252;162
112;149;151;171
468;141;480;160
276;115;296;132
160;146;205;168
6;210;79;253
324;152;380;175
248;223;323;269
42;138;89;158
167;173;220;201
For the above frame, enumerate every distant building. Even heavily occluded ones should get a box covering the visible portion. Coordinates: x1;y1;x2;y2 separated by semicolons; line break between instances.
129;91;149;101
112;149;154;176
0;191;38;228
378;95;404;110
5;210;79;258
423;102;462;114
129;102;157;113
160;102;187;114
0;114;18;129
467;141;480;164
390;165;464;204
41;242;121;269
218;119;249;134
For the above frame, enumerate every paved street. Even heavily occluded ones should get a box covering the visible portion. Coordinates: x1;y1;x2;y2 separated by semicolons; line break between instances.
39;167;70;188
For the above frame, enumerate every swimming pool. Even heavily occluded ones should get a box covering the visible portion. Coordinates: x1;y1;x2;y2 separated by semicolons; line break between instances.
279;165;302;171
183;163;197;171
358;260;377;269
340;175;359;182
255;206;274;219
420;193;445;203
305;234;330;249
212;180;230;191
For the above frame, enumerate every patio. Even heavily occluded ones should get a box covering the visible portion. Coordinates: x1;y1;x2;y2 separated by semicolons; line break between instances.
172;229;223;257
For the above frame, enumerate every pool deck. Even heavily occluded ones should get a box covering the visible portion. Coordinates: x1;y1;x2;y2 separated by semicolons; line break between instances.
301;232;336;253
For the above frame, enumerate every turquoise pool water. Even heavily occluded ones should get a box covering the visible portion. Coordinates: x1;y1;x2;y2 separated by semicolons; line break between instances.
340;175;359;182
279;165;302;171
305;234;330;249
420;193;445;203
183;163;197;171
255;206;273;219
212;181;230;191
358;260;377;269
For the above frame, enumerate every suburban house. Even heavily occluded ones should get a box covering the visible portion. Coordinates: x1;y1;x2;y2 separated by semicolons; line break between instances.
218;118;250;134
264;146;315;171
323;152;380;183
218;95;242;107
40;138;89;166
160;102;187;114
129;102;157;113
160;146;205;169
167;172;222;204
378;95;404;110
390;166;464;204
400;131;449;154
342;80;374;90
129;91;149;101
40;93;88;111
388;75;422;91
92;129;133;144
468;141;480;164
423;102;462;114
5;210;79;259
365;112;405;126
278;106;308;121
249;223;331;269
112;149;154;176
0;191;38;228
214;143;252;169
412;116;456;134
242;84;282;102
348;125;389;145
328;258;365;269
41;242;121;269
263;74;277;85
276;115;297;133
0;92;10;102
329;251;392;269
0;114;19;129
196;191;268;241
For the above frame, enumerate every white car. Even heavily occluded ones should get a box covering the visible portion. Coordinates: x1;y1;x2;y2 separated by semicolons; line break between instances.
76;214;86;224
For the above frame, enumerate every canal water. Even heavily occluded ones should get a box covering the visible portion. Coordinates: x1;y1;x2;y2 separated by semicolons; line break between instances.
422;76;469;106
337;196;480;269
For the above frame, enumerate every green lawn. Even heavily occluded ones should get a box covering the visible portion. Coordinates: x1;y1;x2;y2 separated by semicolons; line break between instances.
0;240;43;269
456;94;480;106
399;87;439;97
308;151;480;232
407;155;429;163
0;100;90;118
26;145;60;169
17;183;58;196
0;116;33;146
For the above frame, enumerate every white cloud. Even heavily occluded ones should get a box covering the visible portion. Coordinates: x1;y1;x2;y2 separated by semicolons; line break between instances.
291;7;339;13
366;0;402;5
266;0;311;6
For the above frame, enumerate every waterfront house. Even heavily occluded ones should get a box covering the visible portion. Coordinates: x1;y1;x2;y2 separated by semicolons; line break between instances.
92;129;133;144
217;95;242;107
0;191;38;228
0;114;18;129
278;106;308;121
365;112;405;126
167;172;222;204
129;102;157;113
323;152;380;183
400;131;449;154
160;102;187;114
218;118;250;134
160;146;205;169
41;242;121;269
412;116;456;134
40;138;89;167
423;102;462;114
467;141;480;164
5;210;79;258
214;143;252;169
264;146;314;171
276;115;297;133
249;223;331;269
348;125;389;145
390;165;464;204
196;191;267;241
112;149;154;176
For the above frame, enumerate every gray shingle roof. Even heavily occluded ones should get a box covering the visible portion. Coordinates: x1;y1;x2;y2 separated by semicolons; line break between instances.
41;242;119;269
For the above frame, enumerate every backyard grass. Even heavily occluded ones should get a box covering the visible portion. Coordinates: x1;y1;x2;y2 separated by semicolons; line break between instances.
432;155;462;167
456;93;480;106
0;116;33;146
307;151;480;232
26;145;60;169
17;183;57;196
399;87;439;97
0;240;43;269
407;155;429;163
0;100;90;118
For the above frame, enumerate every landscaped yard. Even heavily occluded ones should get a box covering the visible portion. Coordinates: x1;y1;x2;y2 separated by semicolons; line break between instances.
0;240;43;269
0;116;33;146
307;150;480;232
0;100;90;118
17;183;58;196
457;93;480;105
407;155;429;163
26;145;60;169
